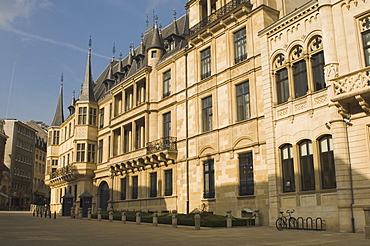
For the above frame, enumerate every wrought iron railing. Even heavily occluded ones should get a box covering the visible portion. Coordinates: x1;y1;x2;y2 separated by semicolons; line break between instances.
189;0;251;36
50;164;73;179
146;137;177;154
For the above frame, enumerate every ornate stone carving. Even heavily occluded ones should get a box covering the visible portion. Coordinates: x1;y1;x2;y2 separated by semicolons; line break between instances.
332;68;370;95
355;95;370;115
324;63;339;82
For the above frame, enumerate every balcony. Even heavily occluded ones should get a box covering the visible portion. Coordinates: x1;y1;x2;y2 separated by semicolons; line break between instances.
331;67;370;117
47;164;77;185
189;0;252;38
110;137;177;174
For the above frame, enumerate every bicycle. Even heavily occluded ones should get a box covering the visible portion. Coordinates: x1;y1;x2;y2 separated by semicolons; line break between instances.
275;209;296;231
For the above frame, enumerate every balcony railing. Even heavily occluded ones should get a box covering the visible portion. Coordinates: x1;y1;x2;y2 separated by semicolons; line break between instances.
332;68;370;96
50;164;73;179
146;137;177;154
189;0;251;36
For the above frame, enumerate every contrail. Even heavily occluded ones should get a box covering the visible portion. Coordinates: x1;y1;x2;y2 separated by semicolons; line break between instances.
0;25;111;60
6;61;16;118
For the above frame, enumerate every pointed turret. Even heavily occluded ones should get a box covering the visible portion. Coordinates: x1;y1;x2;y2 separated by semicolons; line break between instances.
51;79;64;126
79;37;97;104
147;24;164;51
68;90;76;115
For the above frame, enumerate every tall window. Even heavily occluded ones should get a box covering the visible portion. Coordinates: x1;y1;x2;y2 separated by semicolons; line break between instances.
276;68;289;104
76;143;85;162
87;144;95;163
125;87;133;112
52;130;60;145
120;177;126;200
239;152;254;196
78;107;87;125
311;51;325;91
234;28;247;64
202;96;213;132
163;112;171;138
163;70;171;98
150;172;157;197
98;140;103;163
319;135;336;189
299;140;315;191
281;144;295;192
201;47;211;79
362;29;370;66
293;59;308;98
136;80;146;105
99;108;104;128
135;118;145;149
89;108;97;126
236;81;250;121
124;124;132;153
164;169;173;196
203;159;215;199
132;176;138;199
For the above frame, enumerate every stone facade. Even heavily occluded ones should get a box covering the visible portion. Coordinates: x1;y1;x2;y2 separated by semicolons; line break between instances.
45;0;370;232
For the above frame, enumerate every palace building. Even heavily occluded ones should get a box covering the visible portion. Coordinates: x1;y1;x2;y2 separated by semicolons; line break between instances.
45;0;370;232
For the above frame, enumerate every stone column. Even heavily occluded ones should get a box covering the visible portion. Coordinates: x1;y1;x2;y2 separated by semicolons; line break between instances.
153;211;158;227
194;209;201;230
172;210;178;228
318;0;339;81
226;211;232;228
109;208;113;222
254;209;260;226
98;208;102;221
207;0;212;16
136;211;141;225
78;208;82;220
122;211;126;224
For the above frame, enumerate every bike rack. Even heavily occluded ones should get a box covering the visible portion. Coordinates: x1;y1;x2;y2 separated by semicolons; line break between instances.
281;216;326;231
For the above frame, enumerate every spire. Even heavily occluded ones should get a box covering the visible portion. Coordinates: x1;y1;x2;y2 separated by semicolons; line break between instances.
172;9;179;36
147;23;164;51
79;36;96;104
51;75;65;126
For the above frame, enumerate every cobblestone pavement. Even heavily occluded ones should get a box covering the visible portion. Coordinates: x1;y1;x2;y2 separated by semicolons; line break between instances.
0;211;369;246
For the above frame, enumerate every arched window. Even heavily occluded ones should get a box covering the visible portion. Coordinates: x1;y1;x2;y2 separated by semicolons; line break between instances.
299;140;315;191
308;36;325;91
99;181;110;211
274;54;289;104
280;144;295;192
291;45;308;98
318;135;336;189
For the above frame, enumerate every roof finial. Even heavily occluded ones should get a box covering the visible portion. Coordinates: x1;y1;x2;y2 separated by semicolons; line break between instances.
173;9;177;20
61;73;64;85
112;43;116;59
146;13;149;28
119;51;122;60
89;35;92;49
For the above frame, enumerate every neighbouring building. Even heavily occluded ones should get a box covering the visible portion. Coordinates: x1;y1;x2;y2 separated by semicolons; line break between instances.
3;119;36;209
25;120;49;205
0;119;11;210
45;0;370;232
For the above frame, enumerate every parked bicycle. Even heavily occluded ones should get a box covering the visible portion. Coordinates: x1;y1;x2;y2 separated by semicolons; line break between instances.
275;209;296;231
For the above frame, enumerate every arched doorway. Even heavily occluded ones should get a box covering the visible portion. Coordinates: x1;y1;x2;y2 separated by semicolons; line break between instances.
99;182;110;211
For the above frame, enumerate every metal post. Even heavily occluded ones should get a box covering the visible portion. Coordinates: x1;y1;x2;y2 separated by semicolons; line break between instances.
54;211;56;219
172;210;178;228
153;210;158;227
136;211;141;225
88;208;91;221
226;210;232;228
194;209;201;230
121;211;126;224
98;208;102;221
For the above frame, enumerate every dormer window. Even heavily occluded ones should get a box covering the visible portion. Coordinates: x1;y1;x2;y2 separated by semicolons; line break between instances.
136;59;142;69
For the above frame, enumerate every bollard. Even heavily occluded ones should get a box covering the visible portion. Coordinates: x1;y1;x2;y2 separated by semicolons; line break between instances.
226;210;232;228
364;207;370;239
45;209;47;218
254;209;260;226
153;210;158;227
121;211;126;224
33;210;35;217
54;211;56;219
109;208;113;222
79;208;83;220
172;210;178;228
88;208;91;221
194;209;201;230
136;211;141;225
49;209;51;219
98;208;102;221
70;207;74;219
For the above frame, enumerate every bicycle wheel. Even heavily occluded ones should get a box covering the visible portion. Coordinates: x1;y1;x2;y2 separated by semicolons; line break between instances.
288;217;297;229
276;218;284;231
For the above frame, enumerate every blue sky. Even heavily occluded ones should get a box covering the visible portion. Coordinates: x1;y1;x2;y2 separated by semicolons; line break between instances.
0;0;187;125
